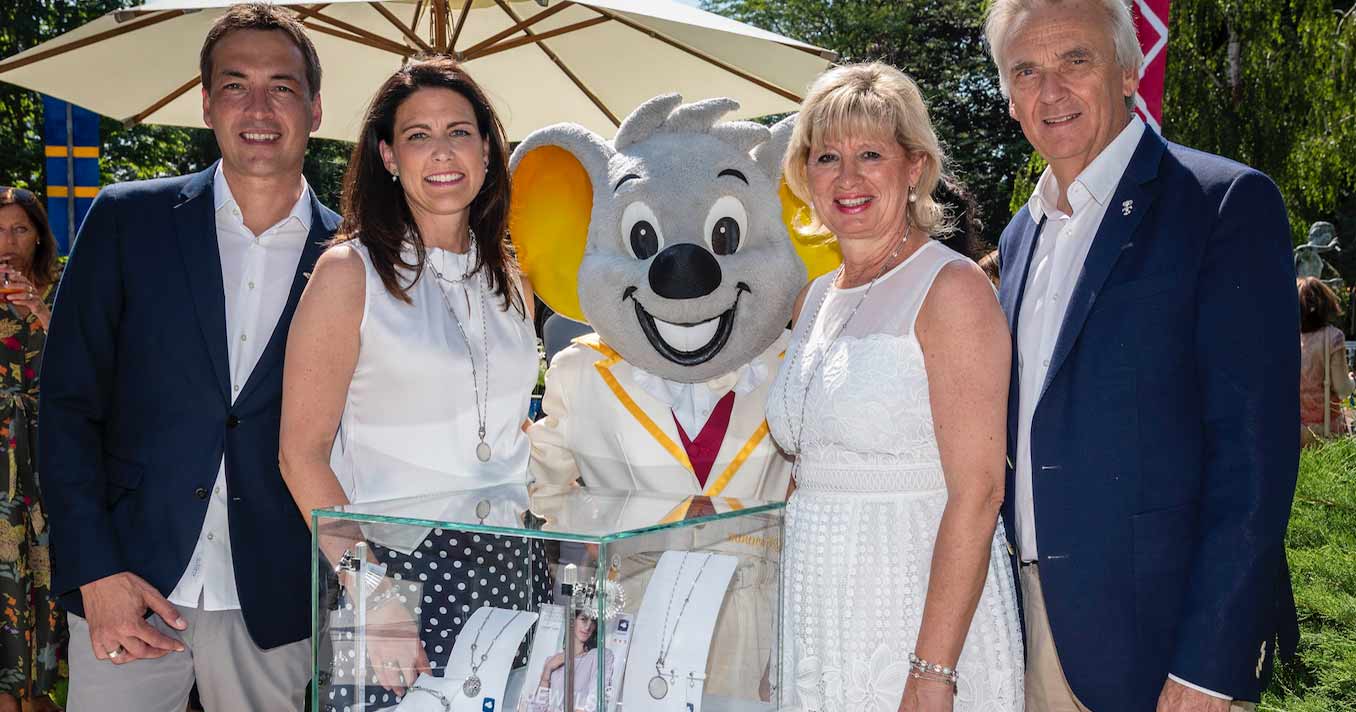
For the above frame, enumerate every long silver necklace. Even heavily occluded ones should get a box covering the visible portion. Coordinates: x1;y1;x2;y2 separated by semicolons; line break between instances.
782;221;913;468
649;552;715;700
427;231;493;463
461;609;524;697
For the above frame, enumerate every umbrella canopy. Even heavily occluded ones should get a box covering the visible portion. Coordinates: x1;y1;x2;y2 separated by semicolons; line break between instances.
0;0;835;142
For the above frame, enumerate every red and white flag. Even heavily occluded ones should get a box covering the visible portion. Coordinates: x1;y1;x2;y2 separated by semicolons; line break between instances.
1134;0;1171;130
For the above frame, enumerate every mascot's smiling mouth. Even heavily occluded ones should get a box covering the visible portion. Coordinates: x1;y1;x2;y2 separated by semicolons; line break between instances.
625;283;750;366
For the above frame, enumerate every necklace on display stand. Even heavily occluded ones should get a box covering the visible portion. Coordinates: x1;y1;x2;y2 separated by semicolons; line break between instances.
781;221;913;477
461;609;525;697
649;552;716;700
427;230;493;463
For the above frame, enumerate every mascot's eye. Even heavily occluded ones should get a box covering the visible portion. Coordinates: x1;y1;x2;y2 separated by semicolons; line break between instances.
703;196;748;256
621;201;664;260
631;222;659;259
711;217;740;255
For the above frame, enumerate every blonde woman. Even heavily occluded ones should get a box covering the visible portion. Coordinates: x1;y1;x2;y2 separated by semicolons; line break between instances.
767;63;1021;712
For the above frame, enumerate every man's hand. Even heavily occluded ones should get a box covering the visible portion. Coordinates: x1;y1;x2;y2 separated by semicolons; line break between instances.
1156;678;1232;712
79;572;187;664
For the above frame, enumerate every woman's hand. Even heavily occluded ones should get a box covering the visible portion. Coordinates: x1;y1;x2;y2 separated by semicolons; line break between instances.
897;676;954;712
366;599;431;694
539;651;566;687
1;268;49;329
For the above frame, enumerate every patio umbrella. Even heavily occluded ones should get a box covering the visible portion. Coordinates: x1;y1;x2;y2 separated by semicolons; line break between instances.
0;0;835;141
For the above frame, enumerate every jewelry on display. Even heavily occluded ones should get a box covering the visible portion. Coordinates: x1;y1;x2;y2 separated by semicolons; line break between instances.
427;231;493;463
335;547;389;599
408;685;452;712
462;610;526;698
781;219;914;474
577;579;628;621
475;499;492;523
649;552;716;700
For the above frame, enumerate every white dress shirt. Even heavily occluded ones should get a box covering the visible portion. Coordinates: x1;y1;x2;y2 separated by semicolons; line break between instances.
630;360;770;436
1015;116;1144;562
167;164;312;611
1014;118;1230;701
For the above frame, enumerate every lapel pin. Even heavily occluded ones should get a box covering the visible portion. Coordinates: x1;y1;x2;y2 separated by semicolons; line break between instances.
1121;200;1134;216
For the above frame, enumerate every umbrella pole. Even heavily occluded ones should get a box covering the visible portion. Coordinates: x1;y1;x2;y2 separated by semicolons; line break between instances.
433;0;448;52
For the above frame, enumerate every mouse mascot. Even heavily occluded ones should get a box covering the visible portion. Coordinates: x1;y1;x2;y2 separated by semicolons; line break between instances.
512;94;836;502
509;94;837;704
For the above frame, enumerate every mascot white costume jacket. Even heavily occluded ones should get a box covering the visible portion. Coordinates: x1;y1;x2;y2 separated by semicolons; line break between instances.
510;95;837;505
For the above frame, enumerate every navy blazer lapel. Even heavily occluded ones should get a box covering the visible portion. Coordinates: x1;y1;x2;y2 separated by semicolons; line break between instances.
236;195;337;405
1040;129;1167;399
1000;213;1044;462
173;163;231;402
999;215;1043;327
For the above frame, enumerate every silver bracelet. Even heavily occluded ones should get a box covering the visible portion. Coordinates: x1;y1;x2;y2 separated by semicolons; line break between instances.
407;684;451;712
908;652;959;685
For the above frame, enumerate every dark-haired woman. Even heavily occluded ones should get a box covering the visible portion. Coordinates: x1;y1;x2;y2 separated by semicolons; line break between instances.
0;187;64;712
530;612;614;712
1297;277;1354;445
279;58;548;710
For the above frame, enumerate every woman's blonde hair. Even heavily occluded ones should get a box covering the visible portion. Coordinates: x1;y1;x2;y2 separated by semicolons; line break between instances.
784;62;950;237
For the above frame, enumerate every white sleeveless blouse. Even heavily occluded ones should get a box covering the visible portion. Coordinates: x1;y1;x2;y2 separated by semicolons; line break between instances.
330;242;538;504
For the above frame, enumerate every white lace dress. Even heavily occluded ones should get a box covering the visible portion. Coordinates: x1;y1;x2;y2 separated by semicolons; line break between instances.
767;240;1023;712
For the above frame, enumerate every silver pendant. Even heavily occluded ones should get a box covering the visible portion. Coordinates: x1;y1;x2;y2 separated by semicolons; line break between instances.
648;674;669;700
476;441;492;462
462;674;482;698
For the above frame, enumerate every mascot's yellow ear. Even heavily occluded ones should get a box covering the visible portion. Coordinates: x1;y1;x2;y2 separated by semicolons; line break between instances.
509;145;593;323
779;179;842;281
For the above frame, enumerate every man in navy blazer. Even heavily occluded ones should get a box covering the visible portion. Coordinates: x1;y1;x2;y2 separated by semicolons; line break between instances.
985;1;1299;711
39;5;337;710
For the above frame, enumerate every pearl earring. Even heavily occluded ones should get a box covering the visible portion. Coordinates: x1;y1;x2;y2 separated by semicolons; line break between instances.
908;185;918;203
391;170;399;182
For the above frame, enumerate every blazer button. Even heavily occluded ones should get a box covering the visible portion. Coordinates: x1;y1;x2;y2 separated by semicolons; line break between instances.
226;415;240;429
195;487;209;500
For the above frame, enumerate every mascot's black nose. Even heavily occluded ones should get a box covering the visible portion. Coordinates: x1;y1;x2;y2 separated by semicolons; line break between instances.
648;243;722;300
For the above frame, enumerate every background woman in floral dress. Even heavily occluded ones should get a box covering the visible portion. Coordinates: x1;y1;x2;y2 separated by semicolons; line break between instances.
0;187;64;712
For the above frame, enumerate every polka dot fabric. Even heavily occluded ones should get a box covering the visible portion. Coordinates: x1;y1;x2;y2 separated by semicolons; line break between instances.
322;528;554;711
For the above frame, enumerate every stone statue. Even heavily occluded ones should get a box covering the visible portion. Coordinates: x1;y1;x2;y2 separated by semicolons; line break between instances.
1295;221;1344;290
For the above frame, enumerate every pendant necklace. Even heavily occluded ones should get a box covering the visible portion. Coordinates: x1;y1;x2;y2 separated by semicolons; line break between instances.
781;221;913;476
428;231;493;462
649;552;715;700
461;609;525;697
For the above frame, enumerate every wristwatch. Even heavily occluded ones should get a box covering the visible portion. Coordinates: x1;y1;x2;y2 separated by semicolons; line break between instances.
335;547;388;599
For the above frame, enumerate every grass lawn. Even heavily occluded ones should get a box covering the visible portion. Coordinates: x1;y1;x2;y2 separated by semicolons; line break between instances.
1264;436;1356;710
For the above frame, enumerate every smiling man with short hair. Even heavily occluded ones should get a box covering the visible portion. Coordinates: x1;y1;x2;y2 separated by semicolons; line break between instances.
985;1;1301;711
39;4;338;710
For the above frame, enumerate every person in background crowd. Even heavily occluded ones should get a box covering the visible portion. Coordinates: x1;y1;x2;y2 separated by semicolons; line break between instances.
977;249;1001;289
38;5;336;710
1297;276;1354;444
0;187;64;712
986;0;1300;710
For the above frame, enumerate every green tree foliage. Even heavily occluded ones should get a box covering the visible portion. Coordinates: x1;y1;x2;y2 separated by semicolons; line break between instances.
703;0;1031;248
1165;0;1356;253
1;1;350;208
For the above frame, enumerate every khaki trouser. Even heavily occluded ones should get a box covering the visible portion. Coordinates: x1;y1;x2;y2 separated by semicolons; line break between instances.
1019;564;1255;712
67;606;309;712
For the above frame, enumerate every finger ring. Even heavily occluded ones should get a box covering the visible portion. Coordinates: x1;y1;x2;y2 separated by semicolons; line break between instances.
108;646;123;659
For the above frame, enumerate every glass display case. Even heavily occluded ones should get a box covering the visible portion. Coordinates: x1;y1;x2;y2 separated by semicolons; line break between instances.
312;484;785;712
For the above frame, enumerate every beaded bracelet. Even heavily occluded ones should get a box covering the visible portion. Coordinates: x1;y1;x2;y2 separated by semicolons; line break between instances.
908;653;959;686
